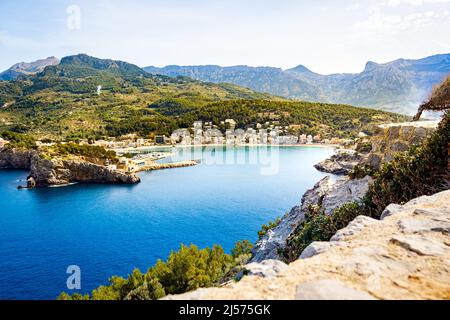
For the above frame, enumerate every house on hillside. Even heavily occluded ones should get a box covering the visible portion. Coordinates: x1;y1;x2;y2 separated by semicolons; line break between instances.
0;138;8;149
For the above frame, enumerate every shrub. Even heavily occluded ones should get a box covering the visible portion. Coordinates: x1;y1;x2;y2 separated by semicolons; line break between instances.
149;244;234;295
0;131;36;149
283;202;362;261
47;143;118;163
349;164;376;179
365;112;449;218
257;217;281;239
355;141;372;153
282;112;449;262
58;240;253;300
57;292;90;300
231;240;253;259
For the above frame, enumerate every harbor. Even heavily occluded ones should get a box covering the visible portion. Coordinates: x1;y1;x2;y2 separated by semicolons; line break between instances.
113;150;200;173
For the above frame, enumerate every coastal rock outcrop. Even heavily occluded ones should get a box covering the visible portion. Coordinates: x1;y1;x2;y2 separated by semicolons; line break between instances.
1;147;140;187
30;156;140;187
363;120;439;169
314;150;361;175
0;148;37;169
251;175;372;262
242;260;289;278
164;190;450;300
314;120;439;173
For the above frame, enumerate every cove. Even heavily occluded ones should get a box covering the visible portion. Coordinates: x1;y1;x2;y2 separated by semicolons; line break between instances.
0;146;333;299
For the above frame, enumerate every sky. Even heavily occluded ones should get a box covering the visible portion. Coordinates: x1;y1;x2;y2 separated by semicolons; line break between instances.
0;0;449;74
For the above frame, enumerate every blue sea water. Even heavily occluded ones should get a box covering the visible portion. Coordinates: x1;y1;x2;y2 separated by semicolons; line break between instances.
0;146;333;300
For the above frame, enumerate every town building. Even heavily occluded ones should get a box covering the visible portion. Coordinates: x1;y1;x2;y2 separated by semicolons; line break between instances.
155;136;166;145
0;138;7;149
225;119;237;130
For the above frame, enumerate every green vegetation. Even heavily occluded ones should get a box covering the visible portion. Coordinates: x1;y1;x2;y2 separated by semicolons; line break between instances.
258;217;281;239
414;75;449;120
44;143;118;162
0;54;407;141
349;164;376;179
0;131;36;149
58;241;253;300
231;240;253;259
180;100;407;139
363;114;449;216
355;141;373;153
283;112;449;262
283;203;363;261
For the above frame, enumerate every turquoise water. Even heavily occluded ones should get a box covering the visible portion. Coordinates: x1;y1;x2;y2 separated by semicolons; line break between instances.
0;146;333;300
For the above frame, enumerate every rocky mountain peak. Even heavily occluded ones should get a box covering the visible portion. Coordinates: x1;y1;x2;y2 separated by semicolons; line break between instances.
287;64;315;74
364;61;379;72
0;56;60;80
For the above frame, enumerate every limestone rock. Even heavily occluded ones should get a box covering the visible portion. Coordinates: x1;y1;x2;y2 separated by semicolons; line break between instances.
295;280;377;300
243;260;289;278
168;190;450;300
26;176;36;189
320;176;372;215
0;147;140;187
362;121;439;169
330;216;379;242
0;148;37;169
380;204;404;220
391;235;449;256
314;150;361;175
398;217;450;234
251;176;372;262
250;205;304;262
30;155;140;187
299;241;346;259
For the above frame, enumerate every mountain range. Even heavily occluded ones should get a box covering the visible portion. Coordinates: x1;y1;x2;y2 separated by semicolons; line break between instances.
0;56;59;81
144;54;450;115
2;54;448;115
0;54;405;140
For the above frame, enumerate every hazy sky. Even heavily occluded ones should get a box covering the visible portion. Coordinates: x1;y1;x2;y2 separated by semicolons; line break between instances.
1;0;449;73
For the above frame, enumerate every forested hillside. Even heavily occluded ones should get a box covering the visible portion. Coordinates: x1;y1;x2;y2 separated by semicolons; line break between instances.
146;54;450;115
0;54;407;141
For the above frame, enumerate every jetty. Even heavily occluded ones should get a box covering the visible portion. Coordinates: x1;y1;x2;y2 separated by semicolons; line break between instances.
134;160;200;173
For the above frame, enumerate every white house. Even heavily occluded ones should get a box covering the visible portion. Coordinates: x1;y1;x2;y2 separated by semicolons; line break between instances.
0;138;8;149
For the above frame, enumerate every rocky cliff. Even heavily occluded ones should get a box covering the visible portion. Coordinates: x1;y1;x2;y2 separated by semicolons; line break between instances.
30;156;140;187
165;190;450;300
314;120;440;174
253;120;443;262
0;148;37;169
0;147;140;187
314;150;361;175
251;175;372;262
364;120;439;169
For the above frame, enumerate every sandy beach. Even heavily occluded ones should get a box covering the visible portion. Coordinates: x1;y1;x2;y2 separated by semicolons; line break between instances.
113;143;338;154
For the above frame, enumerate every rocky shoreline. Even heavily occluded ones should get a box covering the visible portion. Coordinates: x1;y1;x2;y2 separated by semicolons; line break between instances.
165;190;450;300
314;150;362;175
251;120;441;262
0;147;140;188
251;175;373;262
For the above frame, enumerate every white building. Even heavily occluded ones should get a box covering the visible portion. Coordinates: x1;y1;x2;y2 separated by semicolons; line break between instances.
0;138;7;149
225;130;235;145
193;121;203;130
299;134;307;144
225;119;236;129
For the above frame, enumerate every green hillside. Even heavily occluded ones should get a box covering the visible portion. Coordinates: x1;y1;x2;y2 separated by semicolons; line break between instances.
0;54;408;141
